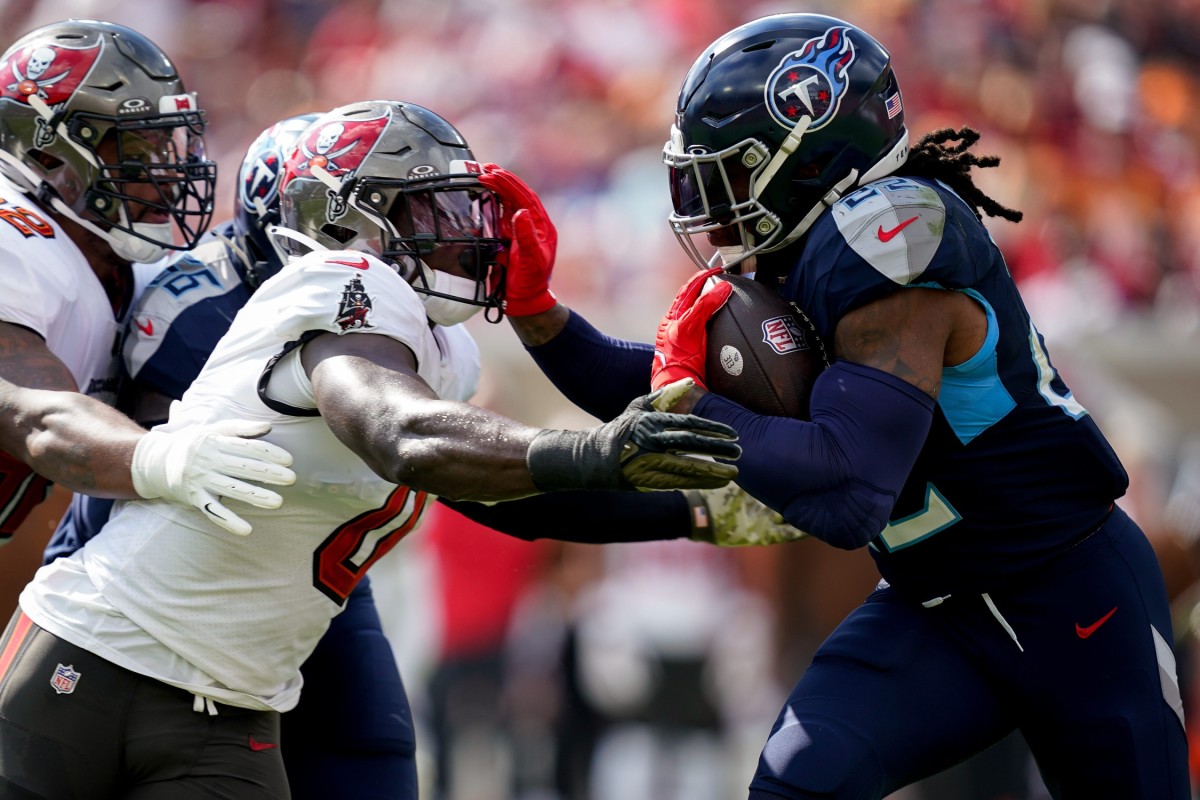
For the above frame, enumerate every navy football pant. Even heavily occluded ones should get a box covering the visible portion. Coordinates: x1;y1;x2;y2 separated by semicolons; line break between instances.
749;506;1189;799
283;577;418;800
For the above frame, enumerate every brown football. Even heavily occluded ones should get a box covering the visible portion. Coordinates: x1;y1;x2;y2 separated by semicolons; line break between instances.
704;274;825;418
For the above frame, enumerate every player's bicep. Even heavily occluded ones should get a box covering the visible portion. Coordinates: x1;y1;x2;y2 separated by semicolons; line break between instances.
301;330;423;387
0;321;77;391
302;331;438;451
832;288;957;399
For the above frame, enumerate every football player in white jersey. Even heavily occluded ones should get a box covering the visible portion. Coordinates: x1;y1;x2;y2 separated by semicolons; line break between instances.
0;19;296;545
0;100;743;799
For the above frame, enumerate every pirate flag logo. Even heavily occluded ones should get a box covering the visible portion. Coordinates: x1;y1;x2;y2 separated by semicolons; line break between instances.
1;40;104;147
287;112;389;223
335;275;374;331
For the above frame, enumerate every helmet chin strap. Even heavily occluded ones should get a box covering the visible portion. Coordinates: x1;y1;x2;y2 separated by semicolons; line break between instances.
26;94;98;168
310;161;404;241
752;114;812;198
765;128;911;252
309;162;343;194
0;149;170;262
267;224;328;257
106;224;170;263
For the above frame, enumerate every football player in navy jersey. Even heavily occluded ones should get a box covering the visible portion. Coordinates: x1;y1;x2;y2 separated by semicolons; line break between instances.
479;13;1189;800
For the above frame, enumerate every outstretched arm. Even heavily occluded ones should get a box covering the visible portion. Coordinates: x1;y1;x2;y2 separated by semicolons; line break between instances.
0;321;295;536
301;331;740;502
441;482;805;548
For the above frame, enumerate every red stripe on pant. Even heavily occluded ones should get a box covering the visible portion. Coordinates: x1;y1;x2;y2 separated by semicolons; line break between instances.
0;612;33;684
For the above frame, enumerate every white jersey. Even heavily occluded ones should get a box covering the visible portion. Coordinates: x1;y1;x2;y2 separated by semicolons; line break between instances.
0;173;123;398
21;250;480;711
0;174;155;540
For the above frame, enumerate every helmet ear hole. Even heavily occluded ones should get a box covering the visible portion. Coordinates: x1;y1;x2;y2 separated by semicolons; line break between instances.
320;223;357;244
28;149;63;171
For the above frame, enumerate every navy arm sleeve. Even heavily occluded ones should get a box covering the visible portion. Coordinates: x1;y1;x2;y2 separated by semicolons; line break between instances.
524;311;655;421
438;489;691;544
695;361;935;549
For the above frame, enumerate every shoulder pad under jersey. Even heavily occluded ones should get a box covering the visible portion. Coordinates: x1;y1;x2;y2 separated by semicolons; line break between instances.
829;175;947;286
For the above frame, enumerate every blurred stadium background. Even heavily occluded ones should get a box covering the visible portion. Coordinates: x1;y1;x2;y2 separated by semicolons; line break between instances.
3;0;1200;798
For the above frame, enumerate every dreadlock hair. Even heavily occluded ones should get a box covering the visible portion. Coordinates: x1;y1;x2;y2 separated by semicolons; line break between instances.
896;127;1023;224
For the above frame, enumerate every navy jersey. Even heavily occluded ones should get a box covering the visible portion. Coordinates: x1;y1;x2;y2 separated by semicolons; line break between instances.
776;176;1127;598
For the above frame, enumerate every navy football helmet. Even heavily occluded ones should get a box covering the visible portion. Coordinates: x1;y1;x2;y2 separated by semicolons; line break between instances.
278;100;504;322
664;14;909;270
231;113;319;289
0;20;215;262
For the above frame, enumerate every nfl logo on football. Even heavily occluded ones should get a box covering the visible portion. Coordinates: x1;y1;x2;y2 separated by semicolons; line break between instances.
50;663;80;695
761;316;806;354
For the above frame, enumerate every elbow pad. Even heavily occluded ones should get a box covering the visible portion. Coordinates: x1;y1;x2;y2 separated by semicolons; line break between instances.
695;361;935;549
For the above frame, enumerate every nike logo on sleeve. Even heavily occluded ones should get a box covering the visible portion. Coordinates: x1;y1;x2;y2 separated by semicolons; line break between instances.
328;257;369;270
877;215;919;242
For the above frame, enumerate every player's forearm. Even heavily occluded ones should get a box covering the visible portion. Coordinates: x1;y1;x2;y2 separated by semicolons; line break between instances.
338;396;545;502
440;490;693;543
524;309;656;421
0;383;143;498
694;362;935;549
507;302;571;346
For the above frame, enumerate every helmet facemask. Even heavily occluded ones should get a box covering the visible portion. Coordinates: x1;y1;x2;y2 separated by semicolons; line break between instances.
664;14;910;272
0;21;217;262
80;107;215;261
665;132;777;272
278;101;506;324
362;171;505;323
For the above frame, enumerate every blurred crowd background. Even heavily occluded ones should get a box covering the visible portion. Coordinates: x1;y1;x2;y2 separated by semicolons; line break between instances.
4;0;1200;798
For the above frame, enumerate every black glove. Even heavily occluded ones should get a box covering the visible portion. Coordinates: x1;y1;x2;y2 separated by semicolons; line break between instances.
526;389;740;492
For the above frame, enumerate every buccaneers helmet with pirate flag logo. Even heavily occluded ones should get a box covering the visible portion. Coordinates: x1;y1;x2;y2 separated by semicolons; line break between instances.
277;100;505;325
663;14;908;271
0;20;215;262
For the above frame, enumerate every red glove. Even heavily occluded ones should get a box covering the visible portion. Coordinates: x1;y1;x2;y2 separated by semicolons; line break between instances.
479;164;557;317
651;266;732;391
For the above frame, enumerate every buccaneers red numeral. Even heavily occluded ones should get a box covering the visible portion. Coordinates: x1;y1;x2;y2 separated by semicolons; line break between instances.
312;485;428;605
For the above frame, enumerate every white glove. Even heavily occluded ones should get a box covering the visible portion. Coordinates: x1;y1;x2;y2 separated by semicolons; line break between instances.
131;420;296;536
685;483;808;547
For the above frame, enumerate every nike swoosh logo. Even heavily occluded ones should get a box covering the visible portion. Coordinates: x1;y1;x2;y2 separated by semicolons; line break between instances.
1075;606;1118;639
877;215;919;242
134;318;154;336
248;735;278;752
328;256;369;270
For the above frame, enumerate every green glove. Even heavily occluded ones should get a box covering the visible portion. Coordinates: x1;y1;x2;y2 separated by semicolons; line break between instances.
685;483;808;546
